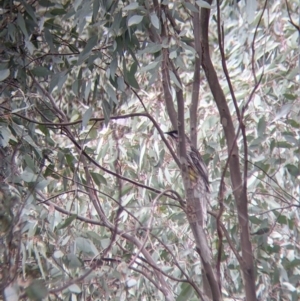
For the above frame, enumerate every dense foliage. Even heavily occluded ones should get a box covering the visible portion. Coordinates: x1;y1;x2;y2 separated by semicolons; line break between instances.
0;0;299;300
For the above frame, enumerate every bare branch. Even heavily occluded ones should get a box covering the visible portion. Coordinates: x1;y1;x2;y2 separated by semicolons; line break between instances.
190;8;202;146
200;1;257;299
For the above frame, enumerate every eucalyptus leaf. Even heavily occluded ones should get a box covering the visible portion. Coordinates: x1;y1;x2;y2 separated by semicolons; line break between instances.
150;13;160;29
177;283;194;301
68;283;82;293
140;61;159;73
44;28;55;51
31;66;52;77
196;0;212;9
123;3;139;11
169;70;182;89
82;107;93;128
0;69;10;81
272;104;293;122
17;13;28;38
78;36;98;64
56;214;77;230
25;280;48;300
184;2;199;12
128;15;143;26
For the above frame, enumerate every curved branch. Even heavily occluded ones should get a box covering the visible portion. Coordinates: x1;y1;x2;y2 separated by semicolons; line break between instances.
201;2;257;299
11;110;181;168
10;109;182;200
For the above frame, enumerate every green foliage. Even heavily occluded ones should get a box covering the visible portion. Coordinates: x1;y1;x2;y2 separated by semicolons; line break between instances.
0;0;299;300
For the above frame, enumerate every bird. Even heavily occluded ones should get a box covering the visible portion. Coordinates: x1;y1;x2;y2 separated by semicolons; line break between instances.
165;130;209;225
165;130;209;192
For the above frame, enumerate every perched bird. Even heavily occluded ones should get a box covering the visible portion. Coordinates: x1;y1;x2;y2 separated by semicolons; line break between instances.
165;130;209;225
165;130;209;191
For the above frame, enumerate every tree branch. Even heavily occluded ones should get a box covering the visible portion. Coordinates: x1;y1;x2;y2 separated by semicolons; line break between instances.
201;2;257;299
190;9;202;146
